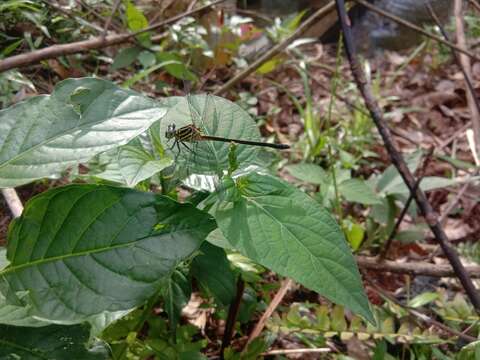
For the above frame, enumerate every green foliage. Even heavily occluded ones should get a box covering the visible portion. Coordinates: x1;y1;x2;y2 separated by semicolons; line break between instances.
191;242;237;307
0;323;108;359
0;76;373;357
124;0;150;45
0;184;214;322
162;269;191;333
0;78;166;188
268;303;444;347
159;94;261;176
214;172;373;323
103;309;207;360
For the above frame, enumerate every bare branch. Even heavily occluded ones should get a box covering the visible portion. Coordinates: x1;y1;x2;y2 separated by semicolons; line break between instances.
334;0;480;311
214;1;336;95
0;0;226;73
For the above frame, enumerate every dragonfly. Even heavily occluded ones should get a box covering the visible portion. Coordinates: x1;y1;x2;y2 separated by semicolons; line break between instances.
165;95;290;163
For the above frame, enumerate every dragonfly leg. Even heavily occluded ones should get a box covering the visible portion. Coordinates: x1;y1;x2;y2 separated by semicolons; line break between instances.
173;140;182;162
180;141;195;154
169;139;177;150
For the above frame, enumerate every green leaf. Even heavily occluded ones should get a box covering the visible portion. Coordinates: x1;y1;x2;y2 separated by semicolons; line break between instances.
343;219;365;251
384;175;477;197
162;270;191;332
156;52;198;81
191;242;236;306
111;46;142;70
0;78;166;188
331;305;347;331
213;173;374;323
1;39;24;57
160;95;261;175
122;60;182;88
125;0;149;44
0;184;215;322
126;0;148;31
0;323;108;359
285;163;328;185
375;150;422;194
0;289;48;327
117;144;172;187
408;292;439;308
138;51;156;68
338;178;381;205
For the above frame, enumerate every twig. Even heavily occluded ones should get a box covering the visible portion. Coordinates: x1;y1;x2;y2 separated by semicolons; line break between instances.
379;178;421;260
220;278;245;359
365;277;477;342
358;256;480;278
380;148;434;260
438;171;479;225
245;278;293;347
41;0;104;33
334;0;480;311
426;1;480;158
213;1;336;96
261;348;331;356
469;0;480;12
1;188;23;218
103;0;122;37
351;0;480;63
454;0;480;158
187;0;199;11
0;0;226;73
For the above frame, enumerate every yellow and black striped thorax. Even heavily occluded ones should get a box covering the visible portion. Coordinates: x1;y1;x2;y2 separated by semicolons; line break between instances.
174;124;202;142
165;123;202;142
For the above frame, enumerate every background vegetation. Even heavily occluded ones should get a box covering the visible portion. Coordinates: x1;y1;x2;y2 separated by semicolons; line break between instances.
0;0;479;359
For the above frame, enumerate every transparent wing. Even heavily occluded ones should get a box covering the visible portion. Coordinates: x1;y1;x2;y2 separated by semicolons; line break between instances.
160;94;261;176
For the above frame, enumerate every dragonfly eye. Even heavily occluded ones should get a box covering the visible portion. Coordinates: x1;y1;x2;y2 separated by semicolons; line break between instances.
165;124;176;139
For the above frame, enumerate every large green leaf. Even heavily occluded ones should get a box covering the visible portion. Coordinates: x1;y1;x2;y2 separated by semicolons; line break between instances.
191;242;236;307
0;78;166;188
0;184;215;322
0;290;49;327
117;144;172;187
162;270;191;333
159;95;260;175
88;141;172;187
213;173;373;323
0;323;108;359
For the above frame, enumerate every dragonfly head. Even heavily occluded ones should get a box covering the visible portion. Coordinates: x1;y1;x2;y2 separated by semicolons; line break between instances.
165;124;176;140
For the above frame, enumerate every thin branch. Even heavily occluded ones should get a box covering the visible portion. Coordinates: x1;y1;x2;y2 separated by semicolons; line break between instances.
103;0;122;37
365;277;477;342
358;256;480;278
0;0;226;73
334;0;480;311
41;0;104;33
438;171;479;225
1;188;23;218
453;0;480;157
426;1;480;158
351;0;480;62
245;278;293;347
469;0;480;12
213;1;336;96
380;148;434;260
220;278;245;359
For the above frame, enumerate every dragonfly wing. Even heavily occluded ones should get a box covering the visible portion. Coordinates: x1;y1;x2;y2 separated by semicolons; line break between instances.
199;93;218;136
